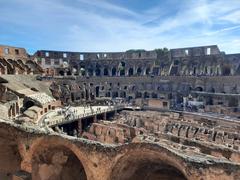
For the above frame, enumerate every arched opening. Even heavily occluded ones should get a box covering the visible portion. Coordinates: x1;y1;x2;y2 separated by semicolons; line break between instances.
151;92;158;98
24;100;35;110
174;60;179;65
137;67;142;76
206;97;213;105
120;69;125;76
146;68;151;75
144;92;150;98
88;69;93;76
193;67;196;75
59;70;64;76
95;69;101;76
31;146;87;180
103;68;109;76
110;151;187;180
112;92;118;98
209;87;215;93
152;67;159;76
128;68;134;76
195;86;203;92
112;68;117;76
66;70;72;76
228;98;238;107
105;92;111;97
136;92;142;98
95;86;100;97
120;91;126;98
222;66;231;76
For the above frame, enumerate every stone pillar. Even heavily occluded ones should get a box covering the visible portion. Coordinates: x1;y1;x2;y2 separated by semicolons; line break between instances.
94;115;97;123
104;112;107;120
143;67;146;75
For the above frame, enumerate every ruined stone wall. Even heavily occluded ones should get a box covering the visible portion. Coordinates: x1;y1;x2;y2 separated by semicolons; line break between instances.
34;45;240;77
0;45;43;75
51;76;240;111
118;110;240;153
0;119;239;180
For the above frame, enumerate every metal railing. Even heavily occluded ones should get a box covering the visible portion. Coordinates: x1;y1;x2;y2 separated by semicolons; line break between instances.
47;105;124;127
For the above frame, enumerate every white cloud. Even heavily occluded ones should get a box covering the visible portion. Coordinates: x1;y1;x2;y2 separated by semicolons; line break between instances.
0;0;240;53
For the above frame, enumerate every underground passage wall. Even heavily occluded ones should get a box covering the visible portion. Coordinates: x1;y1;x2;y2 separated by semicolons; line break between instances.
109;148;188;180
31;145;87;180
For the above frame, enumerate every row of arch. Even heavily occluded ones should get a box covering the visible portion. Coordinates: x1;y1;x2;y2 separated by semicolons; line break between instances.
0;58;43;75
81;66;158;77
19;137;189;180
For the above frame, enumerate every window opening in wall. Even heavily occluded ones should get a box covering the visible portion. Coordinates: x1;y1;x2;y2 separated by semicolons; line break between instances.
54;59;59;65
138;52;141;58
80;54;84;60
103;53;107;58
207;48;211;55
185;49;189;55
163;101;168;107
45;59;51;65
4;48;9;54
96;54;100;59
45;52;49;57
15;49;19;55
63;53;67;58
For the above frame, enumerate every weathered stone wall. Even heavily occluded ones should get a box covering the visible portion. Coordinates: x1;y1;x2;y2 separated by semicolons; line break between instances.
0;119;239;180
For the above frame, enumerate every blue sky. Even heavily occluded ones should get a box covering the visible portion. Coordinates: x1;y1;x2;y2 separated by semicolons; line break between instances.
0;0;240;54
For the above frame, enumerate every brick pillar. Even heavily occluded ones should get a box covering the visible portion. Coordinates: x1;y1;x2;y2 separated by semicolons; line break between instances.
94;115;97;123
104;112;107;120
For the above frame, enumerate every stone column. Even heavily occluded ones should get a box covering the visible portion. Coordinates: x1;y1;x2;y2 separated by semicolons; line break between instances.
94;115;97;123
104;112;107;120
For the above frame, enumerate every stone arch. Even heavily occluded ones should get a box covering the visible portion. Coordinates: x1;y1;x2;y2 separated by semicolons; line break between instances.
136;67;142;76
128;68;134;76
112;67;117;76
95;68;101;76
24;137;94;180
108;145;188;180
